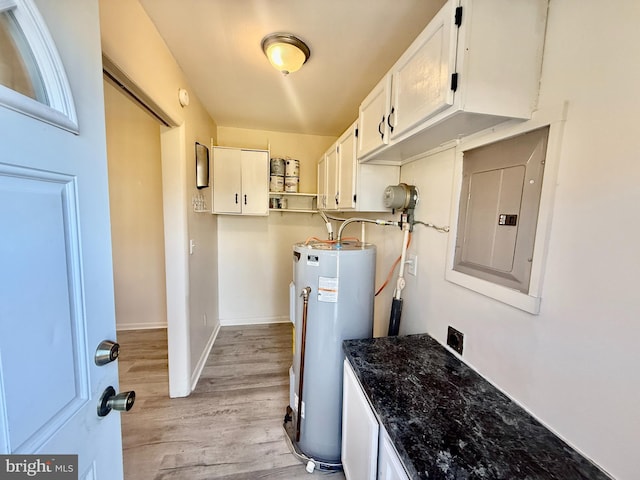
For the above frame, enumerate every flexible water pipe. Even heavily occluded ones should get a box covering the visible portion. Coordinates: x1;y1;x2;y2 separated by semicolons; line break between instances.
388;221;411;336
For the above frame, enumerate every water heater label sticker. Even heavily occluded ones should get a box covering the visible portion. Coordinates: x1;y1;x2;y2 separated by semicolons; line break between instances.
307;254;319;266
318;276;338;303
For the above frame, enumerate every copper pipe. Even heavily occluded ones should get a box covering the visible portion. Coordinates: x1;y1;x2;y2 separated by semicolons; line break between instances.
296;286;311;442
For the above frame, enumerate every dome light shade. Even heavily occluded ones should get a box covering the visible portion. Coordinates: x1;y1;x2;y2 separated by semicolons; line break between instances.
261;33;310;75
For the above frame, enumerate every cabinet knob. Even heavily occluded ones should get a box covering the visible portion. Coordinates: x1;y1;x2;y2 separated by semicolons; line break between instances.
235;193;239;204
378;116;385;140
244;194;247;205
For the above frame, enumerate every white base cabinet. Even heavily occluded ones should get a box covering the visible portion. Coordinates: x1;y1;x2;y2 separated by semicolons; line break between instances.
378;430;410;480
342;360;409;480
211;146;269;215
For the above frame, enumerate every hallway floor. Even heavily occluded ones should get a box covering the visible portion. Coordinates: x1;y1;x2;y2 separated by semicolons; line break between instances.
117;323;345;479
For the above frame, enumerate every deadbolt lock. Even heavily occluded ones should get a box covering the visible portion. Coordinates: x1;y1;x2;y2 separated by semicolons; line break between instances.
98;386;135;417
95;340;120;366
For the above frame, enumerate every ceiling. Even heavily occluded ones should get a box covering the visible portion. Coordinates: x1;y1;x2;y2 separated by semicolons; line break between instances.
138;0;446;137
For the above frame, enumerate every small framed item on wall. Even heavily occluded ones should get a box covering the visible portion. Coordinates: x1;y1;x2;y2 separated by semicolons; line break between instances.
195;142;209;189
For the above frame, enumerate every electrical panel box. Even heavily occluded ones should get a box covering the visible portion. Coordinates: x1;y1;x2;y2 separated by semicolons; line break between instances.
453;127;549;293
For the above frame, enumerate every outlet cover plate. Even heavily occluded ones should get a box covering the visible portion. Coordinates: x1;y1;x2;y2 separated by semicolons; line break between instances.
447;326;464;355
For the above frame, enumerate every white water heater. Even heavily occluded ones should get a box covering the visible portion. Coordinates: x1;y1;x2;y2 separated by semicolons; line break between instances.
287;241;375;467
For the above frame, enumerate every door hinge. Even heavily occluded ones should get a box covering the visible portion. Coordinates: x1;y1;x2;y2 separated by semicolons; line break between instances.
451;73;459;92
455;6;463;27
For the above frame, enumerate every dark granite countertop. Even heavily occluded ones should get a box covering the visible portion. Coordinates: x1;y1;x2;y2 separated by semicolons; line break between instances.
343;334;612;480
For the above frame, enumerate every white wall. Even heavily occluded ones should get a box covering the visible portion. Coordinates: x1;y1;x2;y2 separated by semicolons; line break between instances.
100;0;219;397
364;1;640;478
216;127;335;325
104;79;167;330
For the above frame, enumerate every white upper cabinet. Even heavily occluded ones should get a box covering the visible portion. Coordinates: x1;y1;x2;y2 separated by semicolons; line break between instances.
211;146;269;215
326;142;339;210
357;75;391;159
389;0;457;140
319;121;399;213
336;124;357;210
358;0;548;164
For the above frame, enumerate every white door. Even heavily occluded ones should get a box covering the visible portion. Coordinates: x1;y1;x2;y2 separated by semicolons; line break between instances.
0;1;125;478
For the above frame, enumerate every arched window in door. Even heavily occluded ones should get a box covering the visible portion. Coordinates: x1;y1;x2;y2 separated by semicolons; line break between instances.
0;0;78;133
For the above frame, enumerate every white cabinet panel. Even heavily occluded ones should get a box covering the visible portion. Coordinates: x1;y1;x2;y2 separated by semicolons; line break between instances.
337;126;357;210
240;149;269;215
390;0;456;139
317;154;327;210
377;429;410;480
358;76;391;159
342;361;378;480
212;147;242;214
326;143;339;210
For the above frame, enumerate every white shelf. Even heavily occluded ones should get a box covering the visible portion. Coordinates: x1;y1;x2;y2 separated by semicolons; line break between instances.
268;191;317;197
268;192;317;213
269;208;317;213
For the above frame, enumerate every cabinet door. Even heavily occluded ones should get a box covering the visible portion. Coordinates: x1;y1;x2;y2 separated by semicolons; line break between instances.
389;0;457;140
358;75;391;159
212;147;242;214
326;144;339;210
317;154;327;210
378;429;410;480
342;360;379;480
240;149;269;215
337;124;357;210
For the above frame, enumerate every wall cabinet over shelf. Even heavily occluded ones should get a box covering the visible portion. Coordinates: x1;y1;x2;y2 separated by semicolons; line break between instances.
358;0;548;164
211;146;269;215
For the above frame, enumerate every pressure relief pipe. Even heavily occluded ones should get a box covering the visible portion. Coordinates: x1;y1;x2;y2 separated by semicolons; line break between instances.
296;286;311;442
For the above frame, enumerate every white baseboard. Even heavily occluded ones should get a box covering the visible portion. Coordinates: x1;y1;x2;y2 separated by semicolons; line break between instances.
219;315;290;326
116;322;167;331
190;323;221;392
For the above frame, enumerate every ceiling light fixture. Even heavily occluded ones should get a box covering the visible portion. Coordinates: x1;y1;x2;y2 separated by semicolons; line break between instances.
261;33;310;75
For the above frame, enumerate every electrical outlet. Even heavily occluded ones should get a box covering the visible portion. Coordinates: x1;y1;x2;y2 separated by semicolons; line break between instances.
447;326;464;355
407;253;418;276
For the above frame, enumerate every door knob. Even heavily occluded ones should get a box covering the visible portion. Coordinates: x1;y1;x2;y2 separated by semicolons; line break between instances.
95;340;119;366
97;386;135;417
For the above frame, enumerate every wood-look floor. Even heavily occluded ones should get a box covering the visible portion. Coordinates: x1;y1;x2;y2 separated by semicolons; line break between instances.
117;323;345;480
